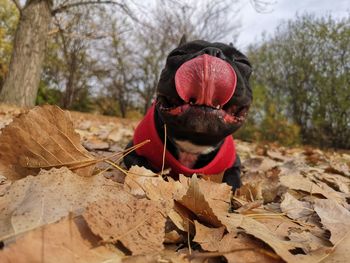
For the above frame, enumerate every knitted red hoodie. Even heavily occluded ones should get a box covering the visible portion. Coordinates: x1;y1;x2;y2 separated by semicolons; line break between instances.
133;104;236;176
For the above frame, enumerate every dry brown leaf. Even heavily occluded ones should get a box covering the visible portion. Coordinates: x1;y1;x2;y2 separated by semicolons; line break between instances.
280;174;348;206
177;175;231;227
236;200;264;214
280;192;313;220
83;198;167;255
192;221;281;263
164;230;183;244
255;216;308;240
219;213;329;263
124;168;191;233
83;138;109;150
321;230;350;263
312;172;350;194
240;169;281;203
0;105;95;180
243;157;278;172
314;199;350;245
0;167;129;240
267;150;290;162
288;230;330;253
122;249;190;263
0;216;123;263
124;165;158;197
219;233;281;263
325;157;350;177
193;221;225;251
124;165;185;202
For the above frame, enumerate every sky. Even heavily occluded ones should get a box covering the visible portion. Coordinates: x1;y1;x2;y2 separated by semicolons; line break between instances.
235;0;349;50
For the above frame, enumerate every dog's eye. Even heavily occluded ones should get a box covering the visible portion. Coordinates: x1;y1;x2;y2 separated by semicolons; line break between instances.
169;50;186;57
235;59;251;67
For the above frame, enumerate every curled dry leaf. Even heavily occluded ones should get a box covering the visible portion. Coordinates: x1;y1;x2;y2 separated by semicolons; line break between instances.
288;230;330;253
193;221;225;251
219;213;330;263
83;198;167;255
0;167;129;240
124;165;159;197
236;200;264;214
177;175;231;227
280;192;313;220
0;216;123;263
321;230;350;263
124;165;186;209
242;157;278;173
280;174;348;207
314;199;350;245
122;249;190;263
218;233;281;263
193;221;280;263
0;105;95;180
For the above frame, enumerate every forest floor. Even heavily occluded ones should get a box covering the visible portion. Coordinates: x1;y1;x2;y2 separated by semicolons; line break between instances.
0;104;349;263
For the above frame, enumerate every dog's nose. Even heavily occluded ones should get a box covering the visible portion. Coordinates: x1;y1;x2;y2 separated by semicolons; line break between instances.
201;47;226;60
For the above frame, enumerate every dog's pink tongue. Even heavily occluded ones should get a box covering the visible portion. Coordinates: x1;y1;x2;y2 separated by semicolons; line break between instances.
175;54;236;107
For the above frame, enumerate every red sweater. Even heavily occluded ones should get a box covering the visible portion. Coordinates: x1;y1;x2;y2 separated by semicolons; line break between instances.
133;104;236;176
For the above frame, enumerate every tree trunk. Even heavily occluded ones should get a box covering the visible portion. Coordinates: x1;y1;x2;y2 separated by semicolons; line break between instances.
62;54;77;109
0;0;52;107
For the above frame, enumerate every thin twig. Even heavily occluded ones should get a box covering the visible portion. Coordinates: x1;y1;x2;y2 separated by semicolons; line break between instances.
52;1;131;16
187;248;281;260
11;0;22;12
23;139;150;170
161;124;167;177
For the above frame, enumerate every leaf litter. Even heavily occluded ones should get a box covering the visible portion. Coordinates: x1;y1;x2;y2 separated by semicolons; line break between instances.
0;105;349;262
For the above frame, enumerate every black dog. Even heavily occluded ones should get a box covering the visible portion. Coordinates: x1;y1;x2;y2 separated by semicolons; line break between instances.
124;38;252;189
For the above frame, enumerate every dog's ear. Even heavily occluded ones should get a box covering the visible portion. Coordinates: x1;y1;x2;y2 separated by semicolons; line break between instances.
178;34;187;47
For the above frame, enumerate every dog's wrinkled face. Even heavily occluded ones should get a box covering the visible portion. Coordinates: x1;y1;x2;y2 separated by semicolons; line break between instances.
156;40;252;145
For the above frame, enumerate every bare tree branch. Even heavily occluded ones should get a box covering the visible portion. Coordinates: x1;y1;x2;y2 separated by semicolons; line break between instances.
11;0;22;12
52;1;132;17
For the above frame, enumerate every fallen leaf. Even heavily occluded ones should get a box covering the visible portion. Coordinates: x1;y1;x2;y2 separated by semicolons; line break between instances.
312;172;350;194
236;200;264;214
267;150;289;162
243;157;278;173
280;192;313;220
280;174;348;206
325;156;350;177
218;233;281;263
177;175;231;227
0;167;129;240
193;221;225;251
321;230;350;263
240;169;281;203
83;198;166;255
0;105;95;180
314;199;350;245
108;127;133;142
164;230;183;244
288;230;330;253
219;213;329;263
122;249;190;263
0;216;123;263
124;165;160;197
83;138;109;150
255;216;307;240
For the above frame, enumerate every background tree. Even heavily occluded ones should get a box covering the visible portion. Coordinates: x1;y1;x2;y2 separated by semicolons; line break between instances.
133;0;240;114
93;17;135;117
0;0;130;107
238;14;350;149
0;0;18;88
